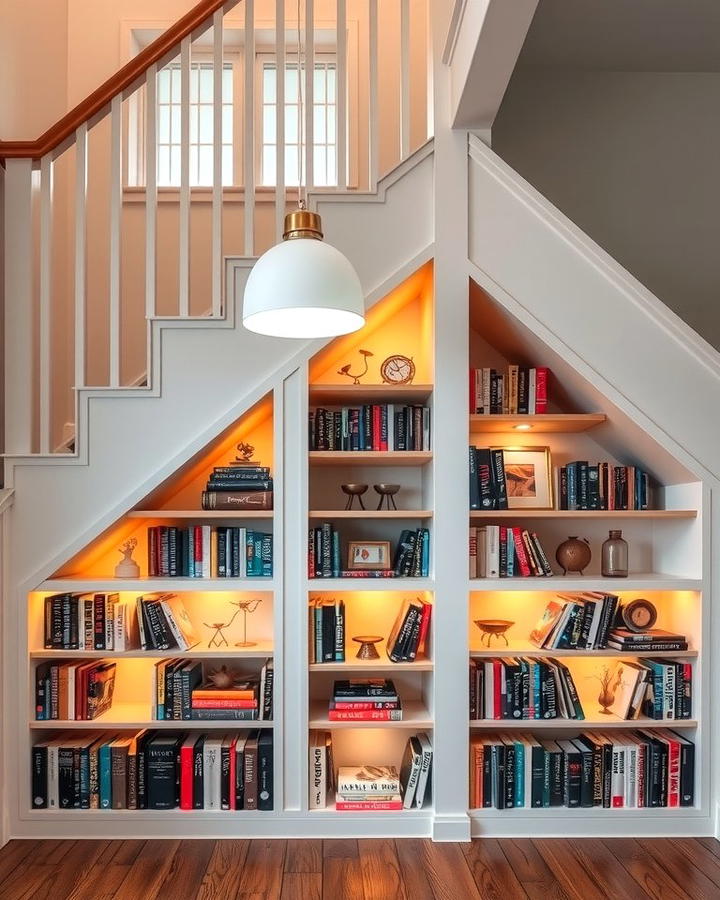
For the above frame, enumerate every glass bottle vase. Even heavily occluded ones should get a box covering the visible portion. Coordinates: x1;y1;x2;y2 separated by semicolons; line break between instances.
601;529;628;577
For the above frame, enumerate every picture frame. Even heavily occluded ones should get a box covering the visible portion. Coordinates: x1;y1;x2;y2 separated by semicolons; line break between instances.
347;540;392;570
495;445;553;509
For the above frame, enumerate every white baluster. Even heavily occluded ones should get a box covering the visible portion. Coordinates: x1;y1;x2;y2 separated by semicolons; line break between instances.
304;0;314;190
3;159;34;454
179;36;191;316
244;0;255;256
212;9;223;316
39;154;53;453
368;0;378;191
400;0;410;161
109;94;122;387
336;0;347;189
75;123;88;391
275;0;286;243
145;64;158;320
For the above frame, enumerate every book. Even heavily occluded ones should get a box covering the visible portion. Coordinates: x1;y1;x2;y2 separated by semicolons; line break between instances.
399;736;423;809
201;491;273;510
335;795;403;811
337;766;400;795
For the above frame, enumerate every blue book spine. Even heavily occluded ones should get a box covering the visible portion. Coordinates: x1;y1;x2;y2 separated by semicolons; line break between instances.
261;534;273;577
253;535;263;576
358;407;366;450
331;531;341;578
532;663;541;719
506;531;515;577
421;529;430;577
566;463;578;510
99;743;112;809
514;742;525;807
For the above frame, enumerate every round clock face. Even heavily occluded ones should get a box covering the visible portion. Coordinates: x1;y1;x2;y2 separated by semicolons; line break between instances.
380;355;415;385
624;598;657;633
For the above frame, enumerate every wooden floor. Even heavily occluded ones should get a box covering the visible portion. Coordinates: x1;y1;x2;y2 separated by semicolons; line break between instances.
0;837;719;899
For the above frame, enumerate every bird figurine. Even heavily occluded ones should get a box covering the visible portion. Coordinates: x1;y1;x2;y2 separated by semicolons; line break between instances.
338;349;373;385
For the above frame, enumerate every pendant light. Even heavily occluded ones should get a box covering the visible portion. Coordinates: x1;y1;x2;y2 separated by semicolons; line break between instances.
243;0;365;338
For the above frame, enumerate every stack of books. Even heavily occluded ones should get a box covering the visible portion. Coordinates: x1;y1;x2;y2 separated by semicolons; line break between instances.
308;525;430;578
309;598;345;663
201;462;273;510
147;526;272;578
35;661;116;721
152;659;273;721
469;525;553;578
137;593;199;651
335;765;403;811
469;447;508;510
469;657;585;721
558;461;653;510
601;659;692;721
308;404;431;451
328;679;402;722
469;365;549;415
398;733;433;809
469;729;694;809
31;729;273;811
607;627;688;653
529;593;620;651
386;597;432;662
44;592;127;651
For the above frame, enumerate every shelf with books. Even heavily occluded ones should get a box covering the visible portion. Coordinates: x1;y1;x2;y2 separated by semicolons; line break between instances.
468;509;697;520
309;451;433;467
469;414;607;434
28;704;276;730
469;646;697;660
468;718;698;730
309;700;432;729
468;576;702;591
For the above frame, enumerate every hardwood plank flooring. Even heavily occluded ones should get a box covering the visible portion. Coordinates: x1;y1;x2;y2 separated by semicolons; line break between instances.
0;837;717;899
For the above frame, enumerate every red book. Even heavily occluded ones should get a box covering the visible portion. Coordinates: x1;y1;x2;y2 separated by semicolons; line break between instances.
179;737;195;810
194;525;202;569
335;798;403;811
229;735;238;810
379;407;388;452
535;366;549;413
511;528;532;577
469;368;476;414
372;405;381;452
329;701;400;710
659;732;681;808
417;600;432;658
148;527;158;577
191;698;258;709
492;659;503;719
327;709;403;722
337;569;396;578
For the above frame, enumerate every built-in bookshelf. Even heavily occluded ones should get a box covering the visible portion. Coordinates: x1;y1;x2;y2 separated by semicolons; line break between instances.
17;265;709;841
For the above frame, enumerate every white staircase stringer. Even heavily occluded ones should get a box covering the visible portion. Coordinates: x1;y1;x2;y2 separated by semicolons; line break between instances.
468;134;720;483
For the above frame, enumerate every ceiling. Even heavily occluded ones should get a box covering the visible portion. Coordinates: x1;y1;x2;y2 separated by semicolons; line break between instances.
516;0;720;71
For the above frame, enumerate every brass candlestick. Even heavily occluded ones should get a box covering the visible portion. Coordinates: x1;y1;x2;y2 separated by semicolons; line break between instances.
229;597;263;647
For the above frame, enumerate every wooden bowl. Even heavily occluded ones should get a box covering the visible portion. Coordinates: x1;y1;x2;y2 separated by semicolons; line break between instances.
473;619;514;647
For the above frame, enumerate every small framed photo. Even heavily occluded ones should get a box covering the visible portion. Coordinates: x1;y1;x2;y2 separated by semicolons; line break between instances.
496;445;553;509
347;541;392;570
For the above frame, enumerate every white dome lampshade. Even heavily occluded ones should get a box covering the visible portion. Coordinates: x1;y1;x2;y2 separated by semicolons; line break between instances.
243;209;365;339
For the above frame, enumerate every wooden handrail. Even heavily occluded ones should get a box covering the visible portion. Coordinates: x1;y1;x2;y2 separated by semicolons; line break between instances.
0;0;240;161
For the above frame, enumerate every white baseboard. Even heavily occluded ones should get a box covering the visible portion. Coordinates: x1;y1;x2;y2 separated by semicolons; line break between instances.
432;814;471;842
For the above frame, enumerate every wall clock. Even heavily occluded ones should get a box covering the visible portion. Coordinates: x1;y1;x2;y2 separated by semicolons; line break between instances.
620;598;657;633
380;354;415;385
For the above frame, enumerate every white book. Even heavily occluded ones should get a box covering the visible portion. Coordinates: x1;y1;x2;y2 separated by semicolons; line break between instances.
469;526;478;579
114;603;126;652
485;525;499;579
584;597;604;649
528;368;537;414
611;746;626;808
201;526;212;579
624;742;638;809
203;736;224;810
104;595;117;650
483;661;494;720
136;596;147;650
47;740;60;809
547;602;573;649
234;733;247;804
308;730;327;809
519;734;541;808
414;732;433;809
238;528;247;576
67;665;76;720
478;527;487;578
387;404;395;450
482;368;491;414
400;737;423;809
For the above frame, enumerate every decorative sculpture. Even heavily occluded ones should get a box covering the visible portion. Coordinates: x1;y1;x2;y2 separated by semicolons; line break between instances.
114;537;140;578
338;349;373;384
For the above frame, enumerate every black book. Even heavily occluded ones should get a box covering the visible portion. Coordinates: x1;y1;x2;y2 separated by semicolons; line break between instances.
191;709;258;721
576;600;596;650
543;741;564;807
482;742;493;808
601;738;613;808
641;734;662;808
321;603;335;662
595;594;619;649
69;595;79;649
475;449;495;510
235;736;246;809
504;740;515;809
180;661;203;720
163;659;183;720
58;745;76;809
530;742;545;808
517;367;528;414
469;446;480;510
136;729;155;810
262;659;275;719
572;737;596;808
147;734;182;810
558;740;582;808
491;743;506;810
258;730;274;811
490;449;508;510
205;480;273;492
334;679;396;698
145;600;173;651
558;467;568;510
221;739;232;811
320;523;333;578
216;526;227;577
577;462;589;509
192;734;205;810
32;743;48;809
674;731;695;808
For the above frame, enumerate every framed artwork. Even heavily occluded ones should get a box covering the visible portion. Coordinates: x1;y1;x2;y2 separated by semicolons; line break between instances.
497;445;553;509
347;540;392;570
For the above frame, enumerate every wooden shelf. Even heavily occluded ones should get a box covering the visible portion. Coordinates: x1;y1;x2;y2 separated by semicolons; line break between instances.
30;703;274;730
469;646;697;660
37;578;276;591
309;509;433;519
469;575;702;592
469;718;698;730
469;413;606;433
307;578;433;592
30;642;275;660
309;451;432;467
309;700;432;729
310;657;433;672
309;384;433;405
469;509;696;520
127;510;274;519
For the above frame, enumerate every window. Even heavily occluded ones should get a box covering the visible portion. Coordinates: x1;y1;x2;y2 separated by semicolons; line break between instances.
156;62;234;187
260;60;337;188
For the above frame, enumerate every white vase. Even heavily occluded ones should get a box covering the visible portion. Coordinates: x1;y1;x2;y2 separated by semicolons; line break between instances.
115;557;140;578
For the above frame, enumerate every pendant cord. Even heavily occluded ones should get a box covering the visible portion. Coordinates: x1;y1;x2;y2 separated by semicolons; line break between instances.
296;0;306;210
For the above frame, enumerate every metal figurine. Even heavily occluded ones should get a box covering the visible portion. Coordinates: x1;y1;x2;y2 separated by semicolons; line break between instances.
203;609;240;648
229;596;263;647
337;349;373;384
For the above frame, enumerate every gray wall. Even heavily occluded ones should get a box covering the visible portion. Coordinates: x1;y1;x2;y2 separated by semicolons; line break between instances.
493;69;720;350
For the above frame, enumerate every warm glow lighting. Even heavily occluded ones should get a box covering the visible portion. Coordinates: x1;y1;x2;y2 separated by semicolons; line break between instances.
514;423;532;431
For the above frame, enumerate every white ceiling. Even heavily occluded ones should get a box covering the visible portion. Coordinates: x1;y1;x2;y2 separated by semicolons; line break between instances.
516;0;720;71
